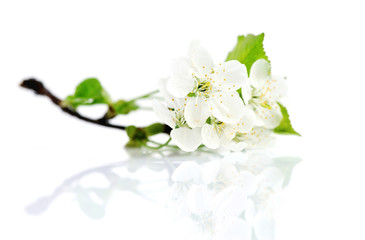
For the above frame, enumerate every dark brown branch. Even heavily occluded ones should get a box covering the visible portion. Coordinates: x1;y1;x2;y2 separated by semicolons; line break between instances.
20;79;127;130
20;78;172;134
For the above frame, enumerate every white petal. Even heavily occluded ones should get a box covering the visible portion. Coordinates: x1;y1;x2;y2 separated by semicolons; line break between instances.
244;127;275;149
245;200;256;222
250;59;271;87
256;102;283;129
222;140;248;152
223;107;255;140
171;161;203;184
259;167;284;190
215;60;247;92
222;152;248;165
167;57;195;98
258;75;287;104
210;92;245;124
254;212;276;240
241;79;252;104
187;40;214;71
238;170;257;195
268;75;288;100
237;107;256;133
222;125;237;141
201;124;220;149
184;98;210;128
216;218;251;240
152;100;175;128
271;156;302;188
158;77;173;100
170;127;202;152
202;160;221;185
213;186;248;218
158;78;188;108
186;185;211;215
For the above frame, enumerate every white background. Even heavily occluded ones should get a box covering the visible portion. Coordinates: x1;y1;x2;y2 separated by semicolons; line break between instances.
1;0;365;239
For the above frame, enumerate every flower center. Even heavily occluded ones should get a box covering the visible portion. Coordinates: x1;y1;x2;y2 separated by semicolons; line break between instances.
190;73;213;98
211;118;225;134
250;86;273;110
169;108;188;128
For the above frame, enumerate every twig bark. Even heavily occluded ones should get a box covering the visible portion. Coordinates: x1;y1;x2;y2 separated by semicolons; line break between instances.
20;78;172;134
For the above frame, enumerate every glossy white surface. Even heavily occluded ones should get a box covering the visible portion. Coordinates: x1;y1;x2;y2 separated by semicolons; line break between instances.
1;0;365;239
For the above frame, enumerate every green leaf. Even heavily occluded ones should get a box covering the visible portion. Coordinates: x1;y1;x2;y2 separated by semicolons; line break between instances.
274;102;301;136
64;78;111;108
144;123;165;136
226;33;269;76
112;100;139;115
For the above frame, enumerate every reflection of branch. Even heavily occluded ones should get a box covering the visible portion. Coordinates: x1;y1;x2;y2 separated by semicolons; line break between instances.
25;161;127;216
25;156;179;218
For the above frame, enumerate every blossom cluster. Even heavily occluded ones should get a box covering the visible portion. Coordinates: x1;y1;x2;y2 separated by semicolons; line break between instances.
153;41;287;152
166;151;296;240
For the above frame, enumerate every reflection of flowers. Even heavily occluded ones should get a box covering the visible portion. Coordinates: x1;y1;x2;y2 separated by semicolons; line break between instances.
167;161;203;216
25;150;300;240
167;152;300;240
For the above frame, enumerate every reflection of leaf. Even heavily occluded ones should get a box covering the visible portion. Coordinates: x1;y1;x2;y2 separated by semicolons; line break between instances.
76;188;109;219
114;177;140;192
271;157;301;188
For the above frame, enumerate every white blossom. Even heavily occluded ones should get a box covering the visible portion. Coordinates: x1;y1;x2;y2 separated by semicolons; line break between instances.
153;79;202;152
245;59;287;129
154;43;290;152
167;41;248;127
200;107;256;151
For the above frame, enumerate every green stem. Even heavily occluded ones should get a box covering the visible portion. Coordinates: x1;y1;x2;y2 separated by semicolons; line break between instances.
130;90;159;102
138;106;153;111
142;138;172;150
148;139;181;149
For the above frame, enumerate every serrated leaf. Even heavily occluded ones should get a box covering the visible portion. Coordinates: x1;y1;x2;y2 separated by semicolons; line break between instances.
274;102;301;136
65;78;111;108
226;33;269;76
112;100;139;115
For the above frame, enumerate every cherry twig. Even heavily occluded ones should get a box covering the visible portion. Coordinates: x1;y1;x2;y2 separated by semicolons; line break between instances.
20;78;172;135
